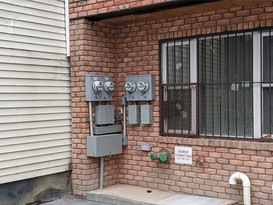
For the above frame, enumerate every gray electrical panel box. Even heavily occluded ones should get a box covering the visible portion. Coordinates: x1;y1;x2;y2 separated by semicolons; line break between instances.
86;134;122;157
141;104;153;124
85;75;114;102
125;74;155;101
95;105;114;125
128;104;140;124
85;74;123;158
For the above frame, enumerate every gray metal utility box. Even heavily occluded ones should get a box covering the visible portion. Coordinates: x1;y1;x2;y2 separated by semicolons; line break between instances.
86;134;122;157
128;104;140;124
85;75;114;102
141;104;153;124
95;105;115;125
125;74;155;101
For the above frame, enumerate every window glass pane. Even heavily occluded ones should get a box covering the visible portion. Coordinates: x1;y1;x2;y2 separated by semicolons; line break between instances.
167;41;190;84
163;86;191;133
263;89;273;134
263;34;273;135
167;42;175;84
199;33;253;137
161;40;191;134
263;35;273;82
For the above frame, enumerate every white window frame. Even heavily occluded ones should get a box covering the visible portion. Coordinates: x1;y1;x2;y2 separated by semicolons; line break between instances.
253;31;262;138
190;39;197;134
259;31;273;138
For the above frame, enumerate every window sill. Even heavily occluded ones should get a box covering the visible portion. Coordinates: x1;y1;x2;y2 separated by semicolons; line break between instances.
158;136;273;151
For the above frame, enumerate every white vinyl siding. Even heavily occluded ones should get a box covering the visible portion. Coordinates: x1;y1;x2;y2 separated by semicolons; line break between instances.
0;0;71;184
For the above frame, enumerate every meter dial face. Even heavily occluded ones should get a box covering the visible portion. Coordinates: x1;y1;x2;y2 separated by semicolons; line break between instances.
137;80;149;92
104;81;115;92
125;81;136;93
93;81;104;92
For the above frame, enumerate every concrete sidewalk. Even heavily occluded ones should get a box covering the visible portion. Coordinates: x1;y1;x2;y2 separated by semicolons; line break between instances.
43;184;238;205
87;184;237;205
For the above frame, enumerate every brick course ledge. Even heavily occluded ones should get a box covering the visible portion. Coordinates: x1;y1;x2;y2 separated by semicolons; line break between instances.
159;136;273;151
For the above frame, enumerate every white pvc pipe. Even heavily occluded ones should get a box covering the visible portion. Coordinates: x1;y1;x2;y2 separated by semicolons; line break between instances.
65;0;70;57
229;172;251;205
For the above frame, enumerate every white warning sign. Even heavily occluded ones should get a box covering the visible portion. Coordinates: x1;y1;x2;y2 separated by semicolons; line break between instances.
175;146;192;165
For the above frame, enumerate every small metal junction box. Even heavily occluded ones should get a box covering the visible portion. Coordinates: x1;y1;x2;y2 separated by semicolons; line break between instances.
140;104;153;125
128;104;140;124
95;105;115;125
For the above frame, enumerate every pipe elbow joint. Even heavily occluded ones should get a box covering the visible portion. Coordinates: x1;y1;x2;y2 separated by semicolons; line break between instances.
229;172;251;205
239;172;251;187
229;172;251;187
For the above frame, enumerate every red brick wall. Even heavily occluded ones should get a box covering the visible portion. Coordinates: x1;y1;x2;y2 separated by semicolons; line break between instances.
70;1;273;204
70;20;119;195
70;0;172;19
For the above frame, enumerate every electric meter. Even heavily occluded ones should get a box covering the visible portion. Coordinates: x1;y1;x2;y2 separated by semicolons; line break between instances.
125;81;136;93
104;81;115;92
93;81;104;92
137;80;149;92
124;75;155;101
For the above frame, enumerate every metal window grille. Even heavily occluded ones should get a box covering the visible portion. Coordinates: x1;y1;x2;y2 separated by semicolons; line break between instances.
160;29;273;139
160;39;197;136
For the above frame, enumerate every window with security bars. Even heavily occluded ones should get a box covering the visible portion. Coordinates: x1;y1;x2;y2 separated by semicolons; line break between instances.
160;29;273;139
161;39;197;136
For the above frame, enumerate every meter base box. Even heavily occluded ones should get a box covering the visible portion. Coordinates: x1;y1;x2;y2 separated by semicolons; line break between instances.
86;134;122;157
85;75;113;102
125;74;155;101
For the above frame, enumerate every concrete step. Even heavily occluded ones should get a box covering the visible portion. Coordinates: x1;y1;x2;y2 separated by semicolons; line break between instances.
87;184;238;205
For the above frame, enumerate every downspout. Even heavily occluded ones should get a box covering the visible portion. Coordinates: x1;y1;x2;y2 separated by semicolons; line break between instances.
229;172;251;205
65;0;70;57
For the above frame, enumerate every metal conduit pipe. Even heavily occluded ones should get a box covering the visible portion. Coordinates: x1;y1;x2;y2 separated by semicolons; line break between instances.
89;102;104;189
229;172;251;205
99;157;104;189
122;96;127;146
88;102;94;137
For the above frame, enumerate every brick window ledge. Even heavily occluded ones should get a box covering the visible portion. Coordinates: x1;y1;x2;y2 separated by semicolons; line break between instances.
159;136;273;151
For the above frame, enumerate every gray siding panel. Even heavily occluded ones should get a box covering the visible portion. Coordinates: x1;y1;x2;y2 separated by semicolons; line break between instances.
0;0;71;184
